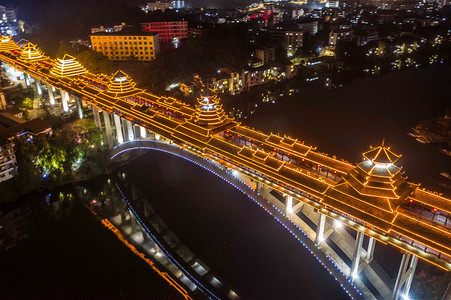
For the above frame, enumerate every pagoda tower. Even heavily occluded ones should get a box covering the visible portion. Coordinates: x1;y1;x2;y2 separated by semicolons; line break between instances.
322;143;418;232
346;144;408;200
18;43;48;63
50;54;86;77
0;36;20;52
192;88;230;128
102;70;142;98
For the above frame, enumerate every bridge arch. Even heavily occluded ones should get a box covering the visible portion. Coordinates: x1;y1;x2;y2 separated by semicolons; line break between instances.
107;139;363;299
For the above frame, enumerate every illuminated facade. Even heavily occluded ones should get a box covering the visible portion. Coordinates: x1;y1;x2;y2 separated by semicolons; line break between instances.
0;35;19;52
90;32;160;61
18;43;48;63
141;21;188;44
50;54;86;78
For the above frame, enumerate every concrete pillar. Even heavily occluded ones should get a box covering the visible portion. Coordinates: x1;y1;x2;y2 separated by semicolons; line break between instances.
140;126;147;139
76;97;83;119
113;114;124;144
351;231;364;279
25;73;31;87
36;80;42;95
255;181;262;193
130;214;138;232
392;253;418;300
102;111;114;149
0;91;6;110
366;237;376;263
93;105;101;128
119;202;126;223
316;213;326;243
47;84;55;105
404;255;418;297
285;195;293;214
60;90;69;112
126;120;134;142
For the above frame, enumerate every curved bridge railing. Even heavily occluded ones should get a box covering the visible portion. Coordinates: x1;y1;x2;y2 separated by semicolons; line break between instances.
107;140;364;300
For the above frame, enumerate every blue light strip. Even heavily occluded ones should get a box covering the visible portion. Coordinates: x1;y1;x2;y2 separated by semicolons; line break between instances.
114;183;220;300
111;141;364;299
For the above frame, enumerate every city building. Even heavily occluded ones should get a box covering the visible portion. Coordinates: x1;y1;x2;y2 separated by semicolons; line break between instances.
328;28;353;48
0;6;22;36
255;47;275;64
90;31;160;61
91;22;131;34
141;0;184;13
354;31;379;46
296;19;318;36
141;21;188;45
284;30;303;57
0;205;32;251
0;110;52;183
325;0;340;8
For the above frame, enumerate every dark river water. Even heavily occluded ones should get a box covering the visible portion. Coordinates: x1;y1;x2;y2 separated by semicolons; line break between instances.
125;151;349;300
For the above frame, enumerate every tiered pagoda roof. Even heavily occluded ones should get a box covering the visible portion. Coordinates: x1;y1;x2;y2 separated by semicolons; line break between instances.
0;36;20;52
50;54;86;77
172;88;238;141
102;70;142;98
18;43;48;63
323;145;418;231
192;88;229;128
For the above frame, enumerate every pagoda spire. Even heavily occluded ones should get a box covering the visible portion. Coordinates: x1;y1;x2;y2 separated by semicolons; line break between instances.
0;36;20;52
18;43;48;63
50;54;86;77
192;87;230;128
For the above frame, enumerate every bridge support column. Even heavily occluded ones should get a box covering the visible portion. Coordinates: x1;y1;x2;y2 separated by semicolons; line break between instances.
126;120;134;142
36;80;42;95
60;90;69;112
316;213;326;243
76;97;83;119
366;237;376;263
255;181;262;193
351;231;364;280
113;114;124;144
285;195;293;214
102;111;114;149
47;84;55;106
93;105;101;128
392;252;418;300
140;126;147;139
25;73;31;87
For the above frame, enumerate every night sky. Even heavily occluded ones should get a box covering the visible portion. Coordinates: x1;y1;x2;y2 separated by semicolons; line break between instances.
126;0;255;8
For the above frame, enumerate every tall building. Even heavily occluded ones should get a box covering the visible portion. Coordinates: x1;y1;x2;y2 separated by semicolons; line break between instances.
284;31;303;57
90;31;160;61
172;0;185;9
328;28;353;48
256;47;275;64
296;19;318;36
0;6;21;36
91;22;131;34
325;0;340;8
141;21;188;44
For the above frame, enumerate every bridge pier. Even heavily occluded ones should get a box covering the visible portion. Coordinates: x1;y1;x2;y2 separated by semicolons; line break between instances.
93;105;101;128
76;96;83;119
392;252;418;300
140;126;147;139
126;120;134;142
47;84;55;105
366;237;376;263
36;80;42;95
284;195;293;214
316;213;326;243
60;89;69;112
102;111;114;149
113;114;124;144
351;231;364;279
25;73;31;87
